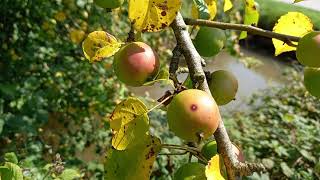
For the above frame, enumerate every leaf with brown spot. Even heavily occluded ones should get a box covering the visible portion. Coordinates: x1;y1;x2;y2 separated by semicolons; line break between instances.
128;0;182;32
82;31;122;62
105;135;161;180
110;97;149;150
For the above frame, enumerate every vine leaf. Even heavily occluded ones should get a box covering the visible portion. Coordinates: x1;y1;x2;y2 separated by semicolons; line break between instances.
272;12;313;56
105;135;161;180
224;0;233;12
205;155;225;180
239;0;259;39
128;0;182;32
110;97;149;150
82;31;122;62
143;68;173;87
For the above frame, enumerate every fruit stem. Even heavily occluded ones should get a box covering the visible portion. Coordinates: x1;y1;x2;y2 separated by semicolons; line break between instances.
161;144;208;164
147;95;173;113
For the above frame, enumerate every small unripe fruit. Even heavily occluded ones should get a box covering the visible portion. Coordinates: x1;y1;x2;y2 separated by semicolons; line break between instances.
113;42;160;87
174;162;206;180
167;89;221;142
94;0;124;9
201;140;218;160
209;70;238;105
304;67;320;98
296;32;320;67
193;27;226;57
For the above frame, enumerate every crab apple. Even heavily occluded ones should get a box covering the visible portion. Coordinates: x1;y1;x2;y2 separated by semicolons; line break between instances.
193;27;226;57
208;70;238;105
296;32;320;67
304;67;320;98
113;42;160;87
201;140;218;161
174;162;206;180
94;0;123;9
167;89;221;142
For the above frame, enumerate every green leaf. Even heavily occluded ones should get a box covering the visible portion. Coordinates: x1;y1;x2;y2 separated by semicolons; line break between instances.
0;118;4;135
58;169;81;180
4;152;18;164
110;97;149;150
105;135;161;180
143;68;173;87
0;162;23;180
299;149;316;162
193;0;211;19
280;162;294;177
240;0;259;39
82;31;122;62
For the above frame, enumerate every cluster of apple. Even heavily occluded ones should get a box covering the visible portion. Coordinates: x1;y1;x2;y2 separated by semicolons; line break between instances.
296;32;320;98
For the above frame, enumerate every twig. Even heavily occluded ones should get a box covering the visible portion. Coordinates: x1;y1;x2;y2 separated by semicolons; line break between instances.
147;95;173;113
161;144;208;163
171;13;265;180
184;18;301;44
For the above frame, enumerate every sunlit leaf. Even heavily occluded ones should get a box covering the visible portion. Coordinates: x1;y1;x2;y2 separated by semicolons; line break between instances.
4;152;18;164
69;29;86;44
58;169;81;180
54;11;67;22
205;155;225;180
240;0;259;39
224;0;233;12
272;12;313;56
128;0;182;32
110;97;149;150
192;0;217;20
82;31;122;62
105;135;161;180
294;0;304;3
143;68;173;86
0;162;23;180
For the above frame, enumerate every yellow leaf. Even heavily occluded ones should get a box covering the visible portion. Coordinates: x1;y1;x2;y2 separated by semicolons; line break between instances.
240;0;259;39
272;12;313;56
54;11;67;22
128;0;182;32
192;0;217;20
224;0;233;12
110;97;149;150
205;155;225;180
69;29;86;44
82;31;122;62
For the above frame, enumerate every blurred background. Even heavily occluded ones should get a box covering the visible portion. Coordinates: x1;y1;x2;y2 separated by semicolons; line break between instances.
0;0;319;179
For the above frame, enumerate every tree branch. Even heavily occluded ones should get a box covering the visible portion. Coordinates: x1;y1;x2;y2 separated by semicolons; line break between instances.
171;13;265;180
184;18;301;43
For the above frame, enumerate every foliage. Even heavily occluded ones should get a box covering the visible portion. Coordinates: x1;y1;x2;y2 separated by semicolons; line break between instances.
225;69;320;179
0;0;128;179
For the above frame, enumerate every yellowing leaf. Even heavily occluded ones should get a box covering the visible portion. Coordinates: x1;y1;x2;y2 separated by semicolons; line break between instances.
128;0;182;32
192;0;217;20
69;29;85;44
205;155;225;180
82;31;122;62
110;97;149;150
110;97;148;130
224;0;233;12
294;0;304;3
105;135;161;180
272;12;313;56
239;0;259;39
54;11;67;22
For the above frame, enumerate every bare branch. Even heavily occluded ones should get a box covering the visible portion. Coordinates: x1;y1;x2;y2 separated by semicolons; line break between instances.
184;18;301;43
171;13;265;179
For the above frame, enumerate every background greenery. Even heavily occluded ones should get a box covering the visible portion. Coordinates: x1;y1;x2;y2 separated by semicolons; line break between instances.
1;0;319;179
